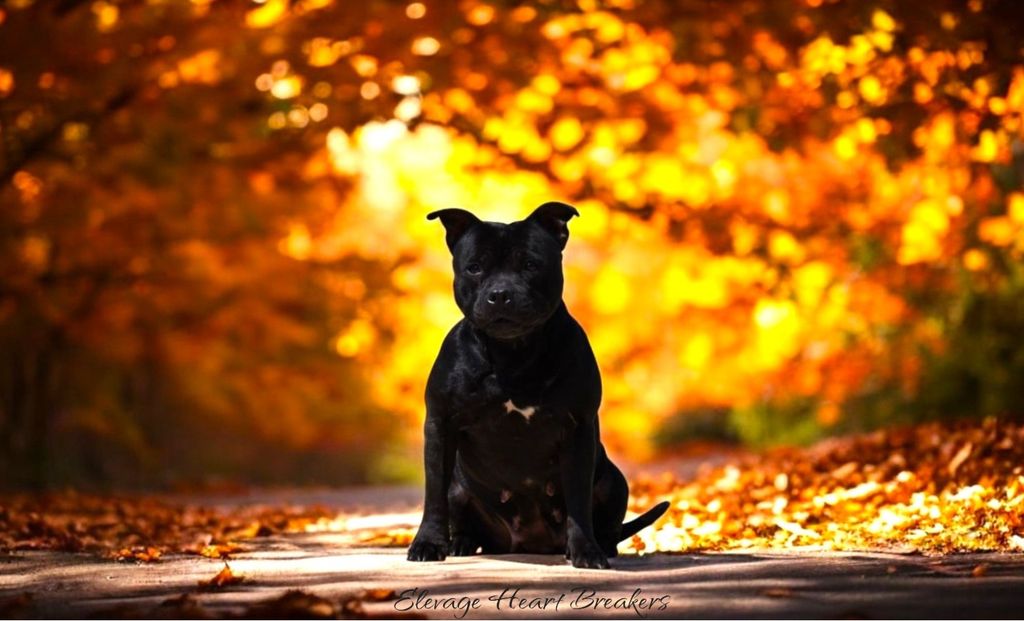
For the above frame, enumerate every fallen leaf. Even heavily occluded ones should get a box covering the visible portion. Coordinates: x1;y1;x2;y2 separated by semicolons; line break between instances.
155;594;210;619
948;442;972;476
196;542;245;559
360;588;396;602
241;590;336;619
830;462;859;480
198;563;244;589
114;546;162;563
625;418;1024;555
357;529;415;546
228;522;265;539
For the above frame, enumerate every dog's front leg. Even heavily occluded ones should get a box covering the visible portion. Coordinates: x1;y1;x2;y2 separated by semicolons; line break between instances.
408;405;455;561
560;415;610;569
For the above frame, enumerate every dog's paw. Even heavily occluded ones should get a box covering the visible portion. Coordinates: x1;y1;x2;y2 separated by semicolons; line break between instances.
450;535;481;556
407;536;448;562
566;537;610;570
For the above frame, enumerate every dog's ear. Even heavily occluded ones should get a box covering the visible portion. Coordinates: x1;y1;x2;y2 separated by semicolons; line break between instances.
527;201;579;249
427;208;481;252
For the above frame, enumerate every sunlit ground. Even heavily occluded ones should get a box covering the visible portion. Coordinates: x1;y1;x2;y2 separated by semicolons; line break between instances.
4;483;1024;618
3;418;1022;561
3;419;1024;617
5;543;1024;618
294;418;1024;556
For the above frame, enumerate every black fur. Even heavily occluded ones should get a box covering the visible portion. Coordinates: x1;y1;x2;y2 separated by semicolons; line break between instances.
408;202;669;569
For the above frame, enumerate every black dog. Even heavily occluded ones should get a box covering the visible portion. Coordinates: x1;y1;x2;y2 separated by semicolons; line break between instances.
407;202;669;569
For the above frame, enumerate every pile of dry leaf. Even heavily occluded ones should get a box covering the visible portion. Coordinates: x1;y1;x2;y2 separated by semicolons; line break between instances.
2;417;1022;559
0;492;336;561
625;417;1024;554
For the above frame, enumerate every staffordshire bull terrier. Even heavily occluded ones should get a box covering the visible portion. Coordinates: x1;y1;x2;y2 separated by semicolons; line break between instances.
407;202;669;569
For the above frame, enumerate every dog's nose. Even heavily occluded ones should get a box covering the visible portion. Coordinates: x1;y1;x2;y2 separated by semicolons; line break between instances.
486;288;512;305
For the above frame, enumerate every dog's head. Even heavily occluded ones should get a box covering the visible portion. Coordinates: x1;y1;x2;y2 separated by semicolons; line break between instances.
427;202;579;340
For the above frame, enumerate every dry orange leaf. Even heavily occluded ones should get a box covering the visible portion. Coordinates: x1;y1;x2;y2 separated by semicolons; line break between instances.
114;546;162;563
625;418;1024;555
948;442;972;476
197;542;245;559
198;563;245;589
244;590;336;619
360;588;397;602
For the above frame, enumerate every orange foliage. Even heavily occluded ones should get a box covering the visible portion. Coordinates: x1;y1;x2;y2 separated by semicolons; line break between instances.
0;491;332;557
1;0;1023;482
627;417;1024;553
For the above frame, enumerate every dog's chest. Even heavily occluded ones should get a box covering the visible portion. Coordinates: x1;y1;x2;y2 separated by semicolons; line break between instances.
453;371;560;438
501;398;538;422
454;382;564;490
450;365;567;500
458;395;552;434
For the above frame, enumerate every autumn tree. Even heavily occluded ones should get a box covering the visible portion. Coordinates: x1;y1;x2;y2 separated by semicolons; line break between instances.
2;0;1023;487
0;0;406;487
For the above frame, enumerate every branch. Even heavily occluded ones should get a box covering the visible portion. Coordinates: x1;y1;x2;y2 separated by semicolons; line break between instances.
0;85;139;189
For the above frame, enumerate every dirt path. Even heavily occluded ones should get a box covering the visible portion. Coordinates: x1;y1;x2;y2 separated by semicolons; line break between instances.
2;487;1023;619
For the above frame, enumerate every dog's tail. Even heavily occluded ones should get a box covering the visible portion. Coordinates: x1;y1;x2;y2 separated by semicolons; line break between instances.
619;501;671;542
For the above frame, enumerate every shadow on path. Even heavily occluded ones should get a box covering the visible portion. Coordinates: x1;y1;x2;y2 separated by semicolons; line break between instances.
5;541;1024;619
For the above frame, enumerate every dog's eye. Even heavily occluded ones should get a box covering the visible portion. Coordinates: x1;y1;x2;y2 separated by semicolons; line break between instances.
524;260;539;270
465;262;483;275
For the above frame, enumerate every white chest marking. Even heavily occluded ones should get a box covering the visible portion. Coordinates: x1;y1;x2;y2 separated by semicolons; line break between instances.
504;399;537;422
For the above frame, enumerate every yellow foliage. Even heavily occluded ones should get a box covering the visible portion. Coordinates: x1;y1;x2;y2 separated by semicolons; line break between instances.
92;1;118;31
549;117;585;151
1008;193;1024;224
9;0;1024;474
978;217;1016;247
0;67;12;97
590;267;632;315
872;9;897;33
246;0;288;28
858;75;884;104
177;50;222;85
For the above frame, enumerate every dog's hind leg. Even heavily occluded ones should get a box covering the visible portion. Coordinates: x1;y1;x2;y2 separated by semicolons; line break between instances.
447;469;514;555
448;478;483;556
592;461;629;558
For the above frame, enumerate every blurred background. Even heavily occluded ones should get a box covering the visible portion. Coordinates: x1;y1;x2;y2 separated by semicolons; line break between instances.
1;0;1023;489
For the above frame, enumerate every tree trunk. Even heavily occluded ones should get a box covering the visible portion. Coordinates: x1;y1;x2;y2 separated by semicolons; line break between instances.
0;327;62;490
26;341;55;489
